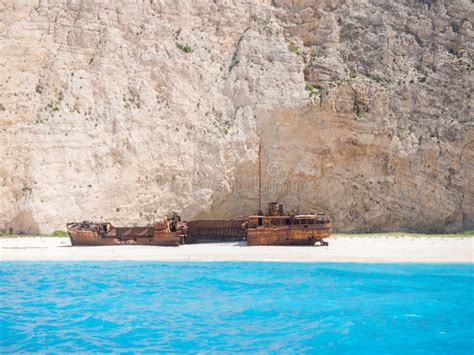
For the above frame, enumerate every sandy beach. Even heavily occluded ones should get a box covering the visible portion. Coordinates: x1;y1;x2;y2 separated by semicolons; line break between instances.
1;236;472;263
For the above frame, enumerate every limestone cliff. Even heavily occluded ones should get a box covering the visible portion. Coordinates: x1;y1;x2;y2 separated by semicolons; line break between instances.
0;0;472;234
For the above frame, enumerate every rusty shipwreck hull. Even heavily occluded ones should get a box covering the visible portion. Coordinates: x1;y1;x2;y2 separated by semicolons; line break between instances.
67;202;333;247
246;203;333;246
185;220;246;244
247;223;333;246
67;221;183;246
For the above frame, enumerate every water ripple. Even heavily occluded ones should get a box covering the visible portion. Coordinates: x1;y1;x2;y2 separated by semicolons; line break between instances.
1;262;473;353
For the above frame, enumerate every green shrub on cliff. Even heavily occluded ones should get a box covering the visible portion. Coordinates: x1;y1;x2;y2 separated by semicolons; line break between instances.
305;82;329;99
177;43;193;53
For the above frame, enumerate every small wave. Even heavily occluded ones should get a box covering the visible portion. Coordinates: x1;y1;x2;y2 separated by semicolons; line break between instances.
1;262;472;353
404;313;422;318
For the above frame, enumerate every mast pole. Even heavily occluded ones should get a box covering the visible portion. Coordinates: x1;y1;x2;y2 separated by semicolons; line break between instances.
258;143;262;214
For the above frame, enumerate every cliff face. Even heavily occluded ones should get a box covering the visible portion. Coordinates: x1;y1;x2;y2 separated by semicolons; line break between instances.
0;0;472;234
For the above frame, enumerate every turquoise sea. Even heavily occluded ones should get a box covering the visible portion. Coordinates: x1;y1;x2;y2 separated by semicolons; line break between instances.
0;262;473;353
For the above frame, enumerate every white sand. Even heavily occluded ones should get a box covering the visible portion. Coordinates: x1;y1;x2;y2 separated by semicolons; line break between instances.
1;236;472;263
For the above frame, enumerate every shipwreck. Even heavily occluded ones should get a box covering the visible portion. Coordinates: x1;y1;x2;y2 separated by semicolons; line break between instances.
66;202;332;247
67;145;333;246
246;202;332;246
67;213;186;246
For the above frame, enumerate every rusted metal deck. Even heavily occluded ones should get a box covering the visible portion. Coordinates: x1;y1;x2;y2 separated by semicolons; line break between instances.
184;220;246;244
67;203;332;247
67;213;186;246
246;203;333;246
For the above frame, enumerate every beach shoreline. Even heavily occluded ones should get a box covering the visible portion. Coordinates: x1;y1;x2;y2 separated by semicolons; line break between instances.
1;236;472;263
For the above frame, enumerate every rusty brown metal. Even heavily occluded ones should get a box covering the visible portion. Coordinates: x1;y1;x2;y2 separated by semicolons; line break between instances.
246;203;333;246
185;220;246;244
267;202;284;216
67;213;186;246
67;204;332;247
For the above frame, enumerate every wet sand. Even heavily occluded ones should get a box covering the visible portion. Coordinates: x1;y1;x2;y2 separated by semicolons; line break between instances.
1;236;472;263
